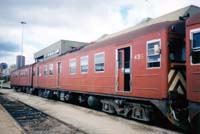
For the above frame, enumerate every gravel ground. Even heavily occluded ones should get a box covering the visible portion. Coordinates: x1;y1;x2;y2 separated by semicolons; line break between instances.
0;105;22;134
23;118;84;134
0;94;86;134
0;89;182;134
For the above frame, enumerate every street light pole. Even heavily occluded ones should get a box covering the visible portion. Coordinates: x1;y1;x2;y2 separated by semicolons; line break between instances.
20;21;26;56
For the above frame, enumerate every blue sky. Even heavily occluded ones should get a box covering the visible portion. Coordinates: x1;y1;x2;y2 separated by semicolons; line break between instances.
0;0;200;66
120;5;133;21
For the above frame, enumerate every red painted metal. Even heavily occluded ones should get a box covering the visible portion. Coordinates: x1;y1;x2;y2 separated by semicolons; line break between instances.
186;13;200;103
31;21;181;100
33;58;57;89
10;70;20;86
10;65;32;87
9;20;188;103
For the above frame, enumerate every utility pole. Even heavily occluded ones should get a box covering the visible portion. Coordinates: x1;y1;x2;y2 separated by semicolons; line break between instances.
20;21;26;56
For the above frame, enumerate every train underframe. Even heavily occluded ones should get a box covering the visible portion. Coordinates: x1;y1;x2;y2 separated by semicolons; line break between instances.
188;102;200;133
11;85;189;130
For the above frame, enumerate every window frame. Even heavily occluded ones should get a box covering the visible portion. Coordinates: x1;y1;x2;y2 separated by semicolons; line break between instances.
80;56;89;74
43;65;47;76
94;52;105;73
69;58;76;75
190;28;200;65
146;39;161;69
49;64;54;75
58;62;62;74
37;66;40;77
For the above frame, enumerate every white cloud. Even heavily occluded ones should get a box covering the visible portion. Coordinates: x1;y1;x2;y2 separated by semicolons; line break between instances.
23;44;37;64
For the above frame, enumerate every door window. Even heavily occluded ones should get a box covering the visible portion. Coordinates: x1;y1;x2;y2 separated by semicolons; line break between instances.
191;32;200;64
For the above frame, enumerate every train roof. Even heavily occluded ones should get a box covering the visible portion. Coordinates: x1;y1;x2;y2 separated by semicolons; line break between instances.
11;64;33;73
80;21;184;52
186;12;200;26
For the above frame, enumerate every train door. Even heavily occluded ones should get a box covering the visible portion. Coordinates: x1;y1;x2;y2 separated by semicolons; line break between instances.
56;62;62;87
36;66;39;87
116;47;131;92
29;68;31;85
189;28;200;98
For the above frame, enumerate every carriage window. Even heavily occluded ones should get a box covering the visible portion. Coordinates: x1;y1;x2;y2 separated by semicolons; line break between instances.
169;38;185;62
37;67;40;76
80;56;88;73
43;65;47;76
58;62;62;74
95;53;104;72
49;64;53;75
33;70;35;76
118;51;122;68
69;59;76;74
191;32;200;64
147;40;161;68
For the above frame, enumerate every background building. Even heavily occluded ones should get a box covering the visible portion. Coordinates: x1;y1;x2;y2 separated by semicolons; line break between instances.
16;55;25;69
34;40;88;62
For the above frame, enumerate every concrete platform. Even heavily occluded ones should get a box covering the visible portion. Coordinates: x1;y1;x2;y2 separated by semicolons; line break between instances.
0;104;23;134
0;89;182;134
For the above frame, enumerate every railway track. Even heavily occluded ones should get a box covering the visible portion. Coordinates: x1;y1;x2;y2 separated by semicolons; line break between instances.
0;93;86;134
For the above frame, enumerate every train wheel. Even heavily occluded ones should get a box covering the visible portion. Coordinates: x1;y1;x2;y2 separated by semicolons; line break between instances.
87;96;101;109
167;103;190;131
167;88;189;130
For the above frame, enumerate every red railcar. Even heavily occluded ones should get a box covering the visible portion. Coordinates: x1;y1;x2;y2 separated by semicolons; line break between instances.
10;65;33;91
32;58;57;90
30;20;187;127
186;12;200;131
10;69;20;87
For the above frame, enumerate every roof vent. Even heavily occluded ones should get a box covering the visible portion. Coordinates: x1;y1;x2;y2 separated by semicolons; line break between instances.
179;13;190;20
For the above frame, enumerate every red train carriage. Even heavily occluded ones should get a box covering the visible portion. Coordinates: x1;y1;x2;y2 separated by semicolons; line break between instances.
11;65;33;92
186;12;200;132
31;20;187;127
10;69;20;88
32;58;57;90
